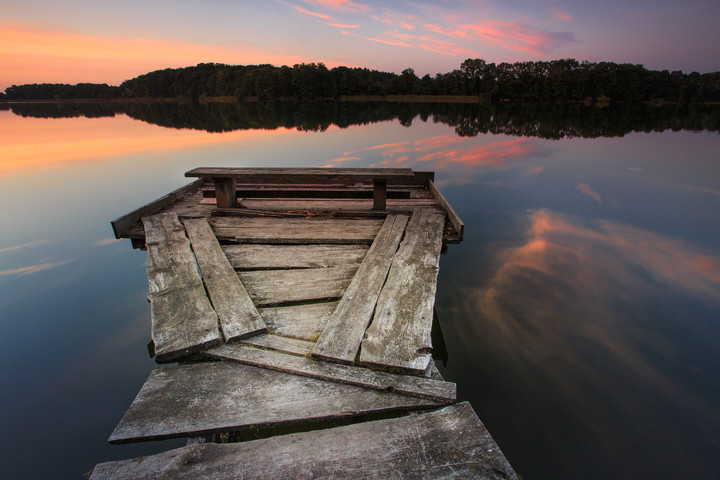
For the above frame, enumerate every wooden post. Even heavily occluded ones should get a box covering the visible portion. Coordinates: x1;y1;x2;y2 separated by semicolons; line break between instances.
214;177;237;208
372;179;387;210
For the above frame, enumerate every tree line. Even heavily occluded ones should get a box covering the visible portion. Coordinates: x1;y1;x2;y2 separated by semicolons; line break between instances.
3;59;719;103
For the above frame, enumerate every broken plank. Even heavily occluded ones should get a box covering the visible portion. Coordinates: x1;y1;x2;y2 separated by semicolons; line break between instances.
312;214;409;364
210;216;382;244
238;266;357;307
206;343;456;403
359;209;446;373
259;302;338;341
93;402;519;480
429;180;464;240
239;334;314;356
183;218;266;341
143;213;221;362
222;244;368;270
108;361;438;444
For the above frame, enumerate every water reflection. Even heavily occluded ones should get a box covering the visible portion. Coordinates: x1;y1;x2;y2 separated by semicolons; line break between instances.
442;208;720;478
6;100;720;138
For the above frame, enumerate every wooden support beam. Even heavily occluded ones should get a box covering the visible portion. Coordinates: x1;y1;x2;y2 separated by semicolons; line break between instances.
212;177;236;208
372;178;387;210
206;343;456;403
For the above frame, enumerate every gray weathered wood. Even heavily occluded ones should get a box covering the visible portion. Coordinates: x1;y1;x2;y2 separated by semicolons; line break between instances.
222;244;368;270
239;266;357;306
429;180;464;240
236;198;437;213
212;177;236;208
210;216;383;244
259;302;337;340
183;218;266;341
359;209;446;373
186;167;414;182
93;402;519;480
239;333;314;356
143;214;221;362
111;179;204;239
206;343;456;403
312;214;409;364
108;361;437;444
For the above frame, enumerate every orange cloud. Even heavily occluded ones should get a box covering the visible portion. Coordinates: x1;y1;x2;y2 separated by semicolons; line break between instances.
0;24;308;88
293;5;332;19
327;23;360;29
0;259;75;277
363;37;415;48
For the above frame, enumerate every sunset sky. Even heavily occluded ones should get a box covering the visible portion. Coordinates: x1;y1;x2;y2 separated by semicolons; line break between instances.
2;0;719;90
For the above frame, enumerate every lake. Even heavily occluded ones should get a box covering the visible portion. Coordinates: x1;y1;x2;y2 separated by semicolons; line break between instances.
1;101;719;479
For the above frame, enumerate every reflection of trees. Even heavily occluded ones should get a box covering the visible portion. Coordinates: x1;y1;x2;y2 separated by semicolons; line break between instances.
7;101;720;138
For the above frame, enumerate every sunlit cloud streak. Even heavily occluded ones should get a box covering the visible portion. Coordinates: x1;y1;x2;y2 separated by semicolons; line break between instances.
0;240;49;254
576;183;602;202
0;259;75;277
304;0;369;13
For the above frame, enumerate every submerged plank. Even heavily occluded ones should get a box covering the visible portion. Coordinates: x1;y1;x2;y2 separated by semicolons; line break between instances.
143;214;221;362
259;302;338;340
312;214;409;364
359;209;446;373
238;266;357;306
94;402;519;480
210;217;382;244
206;343;456;403
183;218;266;341
222;244;368;269
108;361;437;444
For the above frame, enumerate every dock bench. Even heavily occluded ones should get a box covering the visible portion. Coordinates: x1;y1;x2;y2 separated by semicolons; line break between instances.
185;167;415;210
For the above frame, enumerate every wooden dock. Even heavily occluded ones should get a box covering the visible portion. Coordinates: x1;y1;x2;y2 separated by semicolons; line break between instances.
95;167;517;479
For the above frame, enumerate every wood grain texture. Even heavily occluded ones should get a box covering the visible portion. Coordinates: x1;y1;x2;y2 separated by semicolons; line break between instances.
94;402;519;480
183;218;266;341
222;244;367;270
429;180;464;240
239;334;314;356
210;216;383;244
259;302;338;340
359;209;446;373
143;214;221;362
186;167;414;181
239;266;357;306
312;215;409;364
206;343;456;403
108;361;437;444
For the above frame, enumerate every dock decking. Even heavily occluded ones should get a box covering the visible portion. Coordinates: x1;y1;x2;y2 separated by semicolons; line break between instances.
95;167;517;479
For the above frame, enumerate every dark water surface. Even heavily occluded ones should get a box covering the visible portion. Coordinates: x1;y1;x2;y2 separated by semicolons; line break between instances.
1;102;719;479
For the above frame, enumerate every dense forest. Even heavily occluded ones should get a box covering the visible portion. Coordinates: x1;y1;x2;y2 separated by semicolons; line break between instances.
3;59;720;103
4;98;719;139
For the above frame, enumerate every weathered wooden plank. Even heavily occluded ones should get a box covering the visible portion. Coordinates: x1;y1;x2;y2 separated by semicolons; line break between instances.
111;179;203;239
94;402;519;480
239;266;357;306
429;180;465;240
259;302;338;340
143;214;222;362
239;333;314;356
222;244;368;270
108;362;437;444
205;185;413;199
183;218;266;341
206;343;456;403
312;214;409;364
210;216;382;244
359;209;446;373
186;167;414;182
235;198;438;213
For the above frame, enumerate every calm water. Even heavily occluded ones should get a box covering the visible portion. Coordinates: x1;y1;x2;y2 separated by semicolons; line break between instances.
1;102;719;479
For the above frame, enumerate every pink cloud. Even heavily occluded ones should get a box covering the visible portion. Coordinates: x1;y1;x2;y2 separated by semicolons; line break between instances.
363;37;415;48
576;183;603;203
293;5;332;19
304;0;369;13
327;23;360;29
463;20;576;56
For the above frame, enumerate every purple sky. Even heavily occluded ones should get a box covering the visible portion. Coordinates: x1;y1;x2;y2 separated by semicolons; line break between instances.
2;0;719;89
